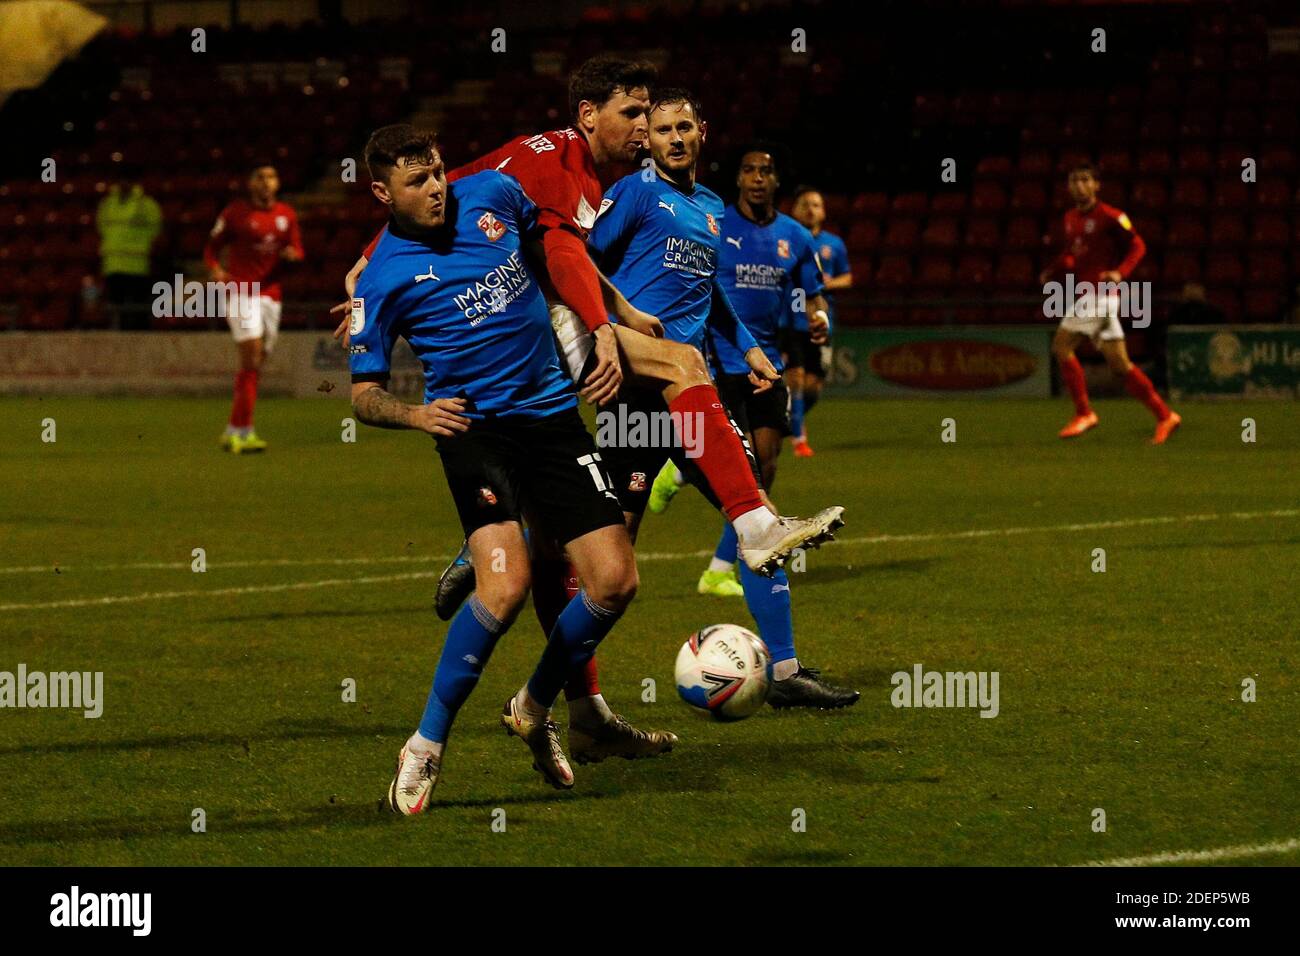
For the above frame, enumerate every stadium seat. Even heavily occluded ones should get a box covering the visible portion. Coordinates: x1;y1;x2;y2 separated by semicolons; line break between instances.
1170;177;1209;209
963;217;1002;251
1166;215;1207;248
1249;214;1289;247
920;217;960;250
1162;251;1202;284
993;253;1035;291
1003;216;1042;252
1243;288;1283;320
914;256;954;290
872;255;913;291
1205;253;1245;284
1009;181;1047;213
1209;212;1249;245
880;219;921;253
954;252;994;288
970;181;1008;214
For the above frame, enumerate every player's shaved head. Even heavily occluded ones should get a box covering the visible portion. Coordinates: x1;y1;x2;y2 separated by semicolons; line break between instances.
365;124;440;184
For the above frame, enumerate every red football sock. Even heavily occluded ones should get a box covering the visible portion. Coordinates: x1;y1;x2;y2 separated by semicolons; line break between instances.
532;554;601;700
668;384;764;521
229;368;258;428
1124;365;1170;421
1059;353;1091;416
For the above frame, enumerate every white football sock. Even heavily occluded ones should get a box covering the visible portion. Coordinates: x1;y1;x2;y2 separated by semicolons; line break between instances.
672;466;684;484
773;658;800;681
407;731;444;761
707;557;735;574
514;685;549;721
568;693;614;726
732;506;778;541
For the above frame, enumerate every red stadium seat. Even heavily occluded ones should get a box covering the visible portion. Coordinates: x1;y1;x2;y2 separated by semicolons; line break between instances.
929;193;967;216
880;219;921;253
963;217;1002;251
1166;215;1207;248
1176;144;1214;174
914;255;954;290
1209;212;1248;244
1205;253;1245;284
1009;181;1047;213
993;253;1035;291
1247;251;1287;285
1243;288;1283;321
1136;147;1173;174
954;252;994;288
1130;178;1169;214
974;156;1013;180
970;181;1007;214
852;193;889;217
1212;180;1250;209
920;217;959;249
1254;176;1291;209
847;219;882;252
873;255;913;291
1016;151;1052;177
1162;251;1202;284
1249;214;1289;247
891;193;928;216
1170;176;1209;209
1003;216;1043;251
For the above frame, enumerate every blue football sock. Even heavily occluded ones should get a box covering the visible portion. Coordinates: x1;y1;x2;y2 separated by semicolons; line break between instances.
738;562;796;665
527;590;622;708
790;390;805;438
714;521;739;565
418;595;507;743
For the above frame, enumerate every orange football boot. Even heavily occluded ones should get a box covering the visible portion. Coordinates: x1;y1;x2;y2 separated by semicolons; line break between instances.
1152;411;1182;445
1058;411;1099;438
792;437;815;457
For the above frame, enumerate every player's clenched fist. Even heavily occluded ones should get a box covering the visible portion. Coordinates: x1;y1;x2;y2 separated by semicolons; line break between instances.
410;398;472;438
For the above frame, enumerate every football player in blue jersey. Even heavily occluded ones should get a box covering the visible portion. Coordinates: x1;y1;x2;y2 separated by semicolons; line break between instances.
346;125;640;812
601;98;858;709
787;186;853;456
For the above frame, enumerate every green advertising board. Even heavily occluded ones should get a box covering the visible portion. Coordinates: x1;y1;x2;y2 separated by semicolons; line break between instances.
1168;325;1300;400
823;327;1052;397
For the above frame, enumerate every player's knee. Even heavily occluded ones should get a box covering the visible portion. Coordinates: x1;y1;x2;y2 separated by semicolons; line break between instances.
586;558;638;611
474;569;530;622
1108;356;1132;376
673;342;710;387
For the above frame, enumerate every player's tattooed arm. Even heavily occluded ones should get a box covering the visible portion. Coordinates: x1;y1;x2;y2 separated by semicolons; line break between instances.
351;383;471;437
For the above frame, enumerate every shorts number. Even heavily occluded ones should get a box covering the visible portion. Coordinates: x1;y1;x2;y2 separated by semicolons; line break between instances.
577;453;609;492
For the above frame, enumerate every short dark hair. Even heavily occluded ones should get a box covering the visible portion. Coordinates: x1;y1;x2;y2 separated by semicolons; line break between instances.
791;184;822;204
248;160;277;177
1068;160;1099;179
364;124;438;183
568;53;657;120
737;140;787;178
651;87;703;123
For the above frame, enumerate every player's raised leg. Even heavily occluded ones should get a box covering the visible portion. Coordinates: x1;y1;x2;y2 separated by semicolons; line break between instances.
1101;338;1181;444
1053;327;1098;438
613;324;844;572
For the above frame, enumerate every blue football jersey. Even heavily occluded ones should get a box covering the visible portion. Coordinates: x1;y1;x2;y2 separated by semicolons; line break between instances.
348;170;574;420
588;169;756;355
710;207;824;375
807;229;849;334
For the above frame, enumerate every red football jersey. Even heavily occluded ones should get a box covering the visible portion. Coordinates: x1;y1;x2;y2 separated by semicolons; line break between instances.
1049;201;1146;283
362;128;602;258
204;199;303;301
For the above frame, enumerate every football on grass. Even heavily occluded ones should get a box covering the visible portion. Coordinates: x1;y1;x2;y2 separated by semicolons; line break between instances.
674;624;772;721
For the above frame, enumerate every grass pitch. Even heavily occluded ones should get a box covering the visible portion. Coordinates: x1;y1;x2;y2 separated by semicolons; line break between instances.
1;394;1297;866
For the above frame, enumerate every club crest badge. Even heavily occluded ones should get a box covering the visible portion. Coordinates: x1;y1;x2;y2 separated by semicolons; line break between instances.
478;212;506;241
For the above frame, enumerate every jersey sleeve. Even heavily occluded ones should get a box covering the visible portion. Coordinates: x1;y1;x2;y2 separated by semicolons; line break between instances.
708;281;760;354
203;203;235;270
347;271;402;382
793;227;826;297
830;237;851;277
286;206;304;257
1109;208;1146;278
494;173;541;237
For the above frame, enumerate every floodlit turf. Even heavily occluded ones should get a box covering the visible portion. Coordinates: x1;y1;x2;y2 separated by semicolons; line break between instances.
1;395;1297;866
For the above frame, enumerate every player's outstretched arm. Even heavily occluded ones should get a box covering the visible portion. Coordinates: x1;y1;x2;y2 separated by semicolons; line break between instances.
351;382;470;437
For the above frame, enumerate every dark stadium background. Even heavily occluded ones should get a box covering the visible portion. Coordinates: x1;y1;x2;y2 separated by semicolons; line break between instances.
4;0;1298;354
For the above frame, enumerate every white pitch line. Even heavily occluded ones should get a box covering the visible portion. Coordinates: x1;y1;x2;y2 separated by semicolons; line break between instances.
1;508;1296;613
1079;836;1300;867
0;571;438;613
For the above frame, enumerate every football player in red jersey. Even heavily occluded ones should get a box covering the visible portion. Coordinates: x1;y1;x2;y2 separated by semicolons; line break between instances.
205;162;304;454
333;56;844;764
1039;163;1180;444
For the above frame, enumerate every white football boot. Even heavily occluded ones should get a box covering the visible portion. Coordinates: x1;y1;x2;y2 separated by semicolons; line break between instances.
738;506;846;575
385;744;441;815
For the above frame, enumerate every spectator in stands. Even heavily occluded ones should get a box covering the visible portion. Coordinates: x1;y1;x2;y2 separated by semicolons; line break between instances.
95;166;161;330
1168;282;1225;327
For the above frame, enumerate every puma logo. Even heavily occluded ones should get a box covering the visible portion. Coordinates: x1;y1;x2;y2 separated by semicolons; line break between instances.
414;266;440;283
726;236;742;249
658;200;676;217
